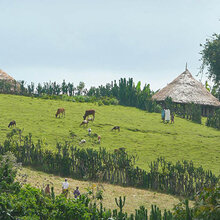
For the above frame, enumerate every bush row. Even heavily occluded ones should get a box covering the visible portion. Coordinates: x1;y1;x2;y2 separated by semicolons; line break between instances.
0;129;218;199
1;152;219;220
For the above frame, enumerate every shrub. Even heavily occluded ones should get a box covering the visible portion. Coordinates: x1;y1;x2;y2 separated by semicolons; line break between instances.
191;103;202;124
98;100;104;106
206;109;220;129
193;186;220;220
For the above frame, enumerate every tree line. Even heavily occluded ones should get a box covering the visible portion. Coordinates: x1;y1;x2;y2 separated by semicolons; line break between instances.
0;77;162;112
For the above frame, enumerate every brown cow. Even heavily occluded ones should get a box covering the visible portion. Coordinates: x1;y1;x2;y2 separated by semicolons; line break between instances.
55;108;65;118
83;110;95;120
8;120;16;128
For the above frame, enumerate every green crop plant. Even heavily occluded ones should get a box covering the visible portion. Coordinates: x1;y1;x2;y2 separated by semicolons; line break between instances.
115;196;126;214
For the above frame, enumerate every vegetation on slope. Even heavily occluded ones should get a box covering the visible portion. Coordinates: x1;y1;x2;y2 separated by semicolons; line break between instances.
2;130;217;198
18;167;182;214
1;152;219;220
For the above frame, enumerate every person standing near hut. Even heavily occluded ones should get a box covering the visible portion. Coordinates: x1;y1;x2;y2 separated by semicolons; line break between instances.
161;109;165;123
165;109;170;123
171;112;175;124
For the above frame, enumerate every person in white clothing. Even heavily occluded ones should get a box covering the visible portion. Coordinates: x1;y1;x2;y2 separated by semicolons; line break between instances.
165;109;170;123
62;178;69;197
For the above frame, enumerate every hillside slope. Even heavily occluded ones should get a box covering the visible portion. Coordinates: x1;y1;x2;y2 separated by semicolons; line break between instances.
0;94;219;173
18;167;186;214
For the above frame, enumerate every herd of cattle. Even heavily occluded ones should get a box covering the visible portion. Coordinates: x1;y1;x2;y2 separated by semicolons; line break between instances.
8;108;120;132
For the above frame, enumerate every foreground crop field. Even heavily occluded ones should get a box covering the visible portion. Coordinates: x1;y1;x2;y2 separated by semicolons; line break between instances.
1;94;220;173
18;167;186;214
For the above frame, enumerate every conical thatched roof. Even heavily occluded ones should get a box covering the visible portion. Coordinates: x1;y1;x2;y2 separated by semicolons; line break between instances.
152;69;220;107
0;69;15;81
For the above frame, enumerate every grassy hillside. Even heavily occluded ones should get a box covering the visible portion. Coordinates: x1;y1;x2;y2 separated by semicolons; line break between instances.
18;167;186;214
0;94;219;174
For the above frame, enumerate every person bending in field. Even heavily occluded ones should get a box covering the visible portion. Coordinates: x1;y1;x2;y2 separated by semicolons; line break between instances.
62;178;69;198
73;186;80;198
45;184;50;195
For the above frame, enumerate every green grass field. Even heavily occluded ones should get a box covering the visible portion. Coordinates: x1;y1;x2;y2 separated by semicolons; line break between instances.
1;94;220;174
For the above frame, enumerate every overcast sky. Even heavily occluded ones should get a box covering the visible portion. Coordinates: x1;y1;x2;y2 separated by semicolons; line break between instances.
0;0;219;90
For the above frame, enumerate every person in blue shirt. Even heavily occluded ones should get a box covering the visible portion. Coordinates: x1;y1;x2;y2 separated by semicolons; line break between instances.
161;109;165;123
73;186;80;198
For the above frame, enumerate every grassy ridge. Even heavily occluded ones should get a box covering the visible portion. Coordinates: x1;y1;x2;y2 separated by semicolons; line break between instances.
1;94;220;174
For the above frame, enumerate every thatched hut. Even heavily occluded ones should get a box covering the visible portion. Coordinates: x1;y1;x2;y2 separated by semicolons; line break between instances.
152;68;220;116
0;69;19;92
0;69;15;81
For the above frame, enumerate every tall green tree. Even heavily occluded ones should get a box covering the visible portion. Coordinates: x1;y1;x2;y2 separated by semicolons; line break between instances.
62;80;68;94
77;81;85;95
200;34;220;84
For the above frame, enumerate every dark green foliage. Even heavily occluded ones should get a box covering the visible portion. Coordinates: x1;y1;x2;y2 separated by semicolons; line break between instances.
150;205;162;220
115;196;126;213
134;206;148;220
193;186;220;220
0;152;21;194
191;103;202;124
206;109;220;129
164;97;174;111
0;130;218;200
0;152;219;219
173;200;193;220
0;80;19;94
0;77;162;112
200;34;220;101
200;34;220;85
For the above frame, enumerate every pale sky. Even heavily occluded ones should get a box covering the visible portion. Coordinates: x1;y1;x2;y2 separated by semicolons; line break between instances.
0;0;219;90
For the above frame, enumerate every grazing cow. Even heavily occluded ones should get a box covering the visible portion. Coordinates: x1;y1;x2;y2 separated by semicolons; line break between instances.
8;120;16;128
83;110;95;120
88;128;92;135
87;117;94;122
112;126;120;131
55;108;65;118
79;139;86;145
80;120;89;127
